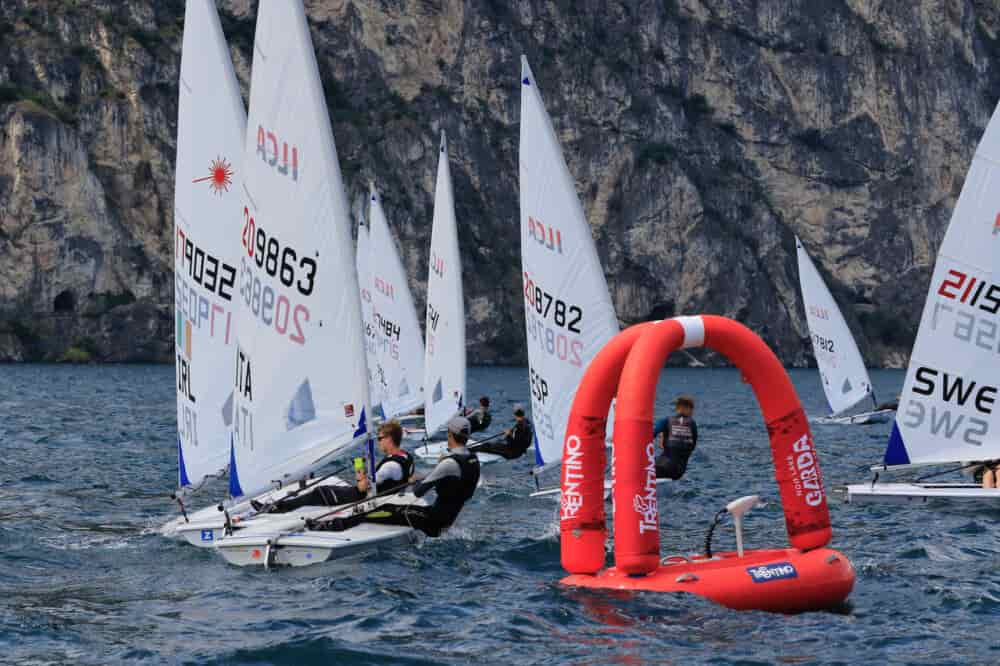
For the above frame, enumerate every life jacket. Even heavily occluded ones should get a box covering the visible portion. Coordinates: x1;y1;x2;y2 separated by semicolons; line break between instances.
374;450;415;493
659;416;696;479
430;451;480;526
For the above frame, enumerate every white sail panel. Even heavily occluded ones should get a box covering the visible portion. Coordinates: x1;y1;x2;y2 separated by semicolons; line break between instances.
519;56;620;471
885;100;1000;466
423;131;466;435
230;1;370;499
796;237;873;415
356;222;379;405
173;0;245;489
367;185;426;419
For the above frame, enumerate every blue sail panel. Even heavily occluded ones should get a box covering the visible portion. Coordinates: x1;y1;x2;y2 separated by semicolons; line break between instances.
353;406;368;439
228;437;244;498
534;430;544;467
883;422;912;466
177;435;191;488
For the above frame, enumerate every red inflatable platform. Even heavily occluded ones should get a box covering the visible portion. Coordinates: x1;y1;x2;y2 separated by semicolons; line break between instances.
562;547;855;613
558;315;855;612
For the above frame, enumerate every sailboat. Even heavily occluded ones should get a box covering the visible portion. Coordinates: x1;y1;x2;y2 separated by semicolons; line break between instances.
519;56;620;484
211;1;430;566
159;0;250;543
845;100;1000;504
406;132;502;463
796;237;893;425
365;184;426;420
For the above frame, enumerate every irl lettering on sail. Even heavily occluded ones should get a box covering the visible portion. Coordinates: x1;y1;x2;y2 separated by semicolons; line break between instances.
256;126;298;181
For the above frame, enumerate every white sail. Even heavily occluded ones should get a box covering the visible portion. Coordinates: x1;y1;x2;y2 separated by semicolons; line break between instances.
519;56;620;471
796;237;874;416
229;0;370;499
173;0;245;490
423;131;466;435
883;100;1000;467
356;221;378;404
367;184;426;419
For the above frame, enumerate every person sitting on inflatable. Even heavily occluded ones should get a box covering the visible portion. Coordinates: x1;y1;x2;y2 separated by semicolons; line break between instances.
653;395;698;480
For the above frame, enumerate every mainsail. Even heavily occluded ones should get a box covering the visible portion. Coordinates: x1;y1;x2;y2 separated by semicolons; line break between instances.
367;184;426;419
519;56;620;472
173;0;245;489
423;131;466;435
229;0;370;499
883;100;1000;467
356;221;378;403
796;237;874;416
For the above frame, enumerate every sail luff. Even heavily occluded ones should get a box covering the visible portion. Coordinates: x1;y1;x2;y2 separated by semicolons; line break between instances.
173;0;246;489
882;99;1000;466
423;131;467;435
229;0;370;499
519;56;620;472
795;237;873;416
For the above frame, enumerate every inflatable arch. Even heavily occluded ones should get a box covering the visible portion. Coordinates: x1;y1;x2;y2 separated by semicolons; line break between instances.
559;315;853;612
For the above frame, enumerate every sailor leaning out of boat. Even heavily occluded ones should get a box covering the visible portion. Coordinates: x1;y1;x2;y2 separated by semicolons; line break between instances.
252;420;415;514
311;416;480;537
977;461;1000;489
472;403;533;460
653;395;699;480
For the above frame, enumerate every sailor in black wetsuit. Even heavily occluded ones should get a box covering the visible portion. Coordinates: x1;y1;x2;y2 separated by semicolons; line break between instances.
471;403;533;459
655;395;698;480
317;416;480;537
253;420;414;513
465;396;492;433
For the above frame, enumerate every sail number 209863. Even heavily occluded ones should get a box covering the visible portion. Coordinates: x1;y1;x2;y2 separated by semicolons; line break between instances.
242;207;317;297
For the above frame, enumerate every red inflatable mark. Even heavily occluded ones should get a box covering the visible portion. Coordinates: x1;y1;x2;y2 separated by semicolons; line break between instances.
560;322;657;575
560;315;832;576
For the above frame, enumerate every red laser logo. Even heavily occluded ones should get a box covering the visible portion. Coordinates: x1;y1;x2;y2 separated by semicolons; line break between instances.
192;157;234;195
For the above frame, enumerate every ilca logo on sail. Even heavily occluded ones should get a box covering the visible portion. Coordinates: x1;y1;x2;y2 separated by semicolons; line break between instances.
192;156;234;195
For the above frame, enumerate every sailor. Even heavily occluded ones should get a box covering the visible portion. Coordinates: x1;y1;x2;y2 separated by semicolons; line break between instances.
979;461;1000;489
315;416;480;537
655;395;698;480
253;420;414;513
465;396;492;433
469;403;533;459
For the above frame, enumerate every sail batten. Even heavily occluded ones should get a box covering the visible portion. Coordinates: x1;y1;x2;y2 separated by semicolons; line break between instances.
519;56;619;471
883;100;1000;467
367;185;426;420
173;0;246;489
230;1;370;499
423;131;466;435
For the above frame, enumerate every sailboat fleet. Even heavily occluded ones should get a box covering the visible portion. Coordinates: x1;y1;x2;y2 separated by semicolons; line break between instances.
161;0;1000;591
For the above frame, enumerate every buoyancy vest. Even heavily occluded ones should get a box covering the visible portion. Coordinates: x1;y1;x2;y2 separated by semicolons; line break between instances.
430;451;480;526
374;450;415;492
660;416;697;479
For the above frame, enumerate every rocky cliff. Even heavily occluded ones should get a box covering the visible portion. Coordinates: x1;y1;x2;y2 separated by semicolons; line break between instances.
1;0;998;366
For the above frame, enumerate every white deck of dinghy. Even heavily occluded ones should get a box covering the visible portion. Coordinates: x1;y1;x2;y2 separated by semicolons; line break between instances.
845;482;1000;504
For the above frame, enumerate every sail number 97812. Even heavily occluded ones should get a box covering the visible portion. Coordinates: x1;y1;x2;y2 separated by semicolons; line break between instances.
242;207;317;296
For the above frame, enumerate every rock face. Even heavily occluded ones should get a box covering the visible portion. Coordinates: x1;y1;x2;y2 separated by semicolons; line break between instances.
1;0;999;366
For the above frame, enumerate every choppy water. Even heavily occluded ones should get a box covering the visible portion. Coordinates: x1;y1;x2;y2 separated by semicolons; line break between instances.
2;364;999;664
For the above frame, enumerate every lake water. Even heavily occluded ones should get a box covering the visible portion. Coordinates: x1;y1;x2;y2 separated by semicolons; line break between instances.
1;364;998;664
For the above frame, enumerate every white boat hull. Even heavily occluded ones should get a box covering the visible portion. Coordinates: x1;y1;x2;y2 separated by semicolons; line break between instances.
161;476;355;548
813;409;895;425
412;440;503;465
214;493;429;568
844;482;1000;504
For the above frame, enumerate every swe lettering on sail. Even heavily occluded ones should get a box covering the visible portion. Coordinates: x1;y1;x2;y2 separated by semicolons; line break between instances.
902;365;995;446
256;126;298;181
